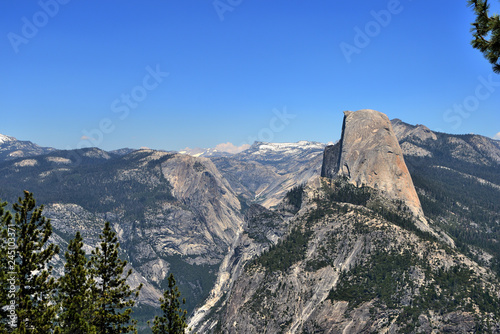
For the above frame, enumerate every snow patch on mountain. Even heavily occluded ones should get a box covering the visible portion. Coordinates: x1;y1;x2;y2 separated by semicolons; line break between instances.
0;134;15;144
180;141;326;158
179;147;233;158
249;141;326;155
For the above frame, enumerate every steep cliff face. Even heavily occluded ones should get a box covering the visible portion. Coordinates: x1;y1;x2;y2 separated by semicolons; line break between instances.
159;154;243;253
324;109;424;220
320;142;341;179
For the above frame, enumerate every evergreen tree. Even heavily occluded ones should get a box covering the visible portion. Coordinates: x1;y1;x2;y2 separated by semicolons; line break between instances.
58;231;96;334
89;221;142;334
0;200;14;331
13;191;60;332
151;273;188;334
468;0;500;73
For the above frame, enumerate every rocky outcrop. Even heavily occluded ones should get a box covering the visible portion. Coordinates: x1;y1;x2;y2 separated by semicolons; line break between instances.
324;110;425;220
159;153;243;253
320;142;341;179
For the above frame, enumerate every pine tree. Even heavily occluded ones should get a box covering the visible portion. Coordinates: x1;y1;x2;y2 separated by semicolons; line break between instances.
0;200;15;331
89;221;142;334
58;231;96;334
151;273;188;334
468;0;500;73
13;191;60;332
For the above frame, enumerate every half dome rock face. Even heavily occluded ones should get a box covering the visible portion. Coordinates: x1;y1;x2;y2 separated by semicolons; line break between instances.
337;109;424;219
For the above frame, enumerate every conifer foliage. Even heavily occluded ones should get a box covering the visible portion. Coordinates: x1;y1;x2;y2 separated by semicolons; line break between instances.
468;0;500;73
11;191;59;332
151;273;188;334
15;191;60;332
0;200;13;331
58;231;96;333
0;192;191;333
89;221;142;334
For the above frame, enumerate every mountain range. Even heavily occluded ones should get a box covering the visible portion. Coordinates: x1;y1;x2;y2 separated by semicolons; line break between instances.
1;110;499;333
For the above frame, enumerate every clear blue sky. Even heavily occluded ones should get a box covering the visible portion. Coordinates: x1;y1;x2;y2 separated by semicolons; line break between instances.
1;0;499;151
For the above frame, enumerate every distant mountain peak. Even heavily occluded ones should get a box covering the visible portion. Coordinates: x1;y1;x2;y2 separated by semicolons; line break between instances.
0;134;55;161
0;133;15;144
391;119;437;142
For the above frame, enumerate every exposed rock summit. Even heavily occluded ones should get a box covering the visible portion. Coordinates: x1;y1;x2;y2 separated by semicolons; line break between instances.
323;109;425;220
